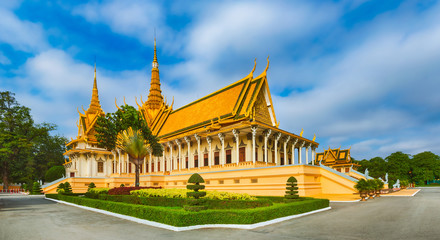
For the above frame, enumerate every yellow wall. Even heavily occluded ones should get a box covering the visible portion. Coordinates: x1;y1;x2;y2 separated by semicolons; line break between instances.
43;165;357;196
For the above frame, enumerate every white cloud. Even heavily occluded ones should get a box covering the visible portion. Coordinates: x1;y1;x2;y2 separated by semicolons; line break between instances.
0;7;48;52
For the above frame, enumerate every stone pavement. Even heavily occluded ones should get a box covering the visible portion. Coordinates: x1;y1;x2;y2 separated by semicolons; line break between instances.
1;188;439;240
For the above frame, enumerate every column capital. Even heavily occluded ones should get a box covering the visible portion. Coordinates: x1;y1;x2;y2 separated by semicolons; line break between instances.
206;136;212;144
184;136;191;144
232;129;240;138
284;135;291;143
174;139;181;145
167;142;173;148
292;138;299;146
274;132;282;141
194;134;201;141
263;129;272;137
251;126;258;135
218;133;225;142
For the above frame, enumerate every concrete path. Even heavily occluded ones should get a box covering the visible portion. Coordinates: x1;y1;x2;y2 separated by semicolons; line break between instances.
1;188;439;240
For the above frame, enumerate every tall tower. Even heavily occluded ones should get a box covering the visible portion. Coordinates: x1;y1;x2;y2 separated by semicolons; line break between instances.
87;64;103;114
146;37;164;110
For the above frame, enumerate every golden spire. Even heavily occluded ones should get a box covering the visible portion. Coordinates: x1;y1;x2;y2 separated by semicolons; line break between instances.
146;37;164;110
87;63;103;114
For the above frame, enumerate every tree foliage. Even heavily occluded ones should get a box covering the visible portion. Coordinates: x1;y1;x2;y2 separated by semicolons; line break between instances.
45;166;65;182
0;91;67;190
355;151;440;185
95;105;162;156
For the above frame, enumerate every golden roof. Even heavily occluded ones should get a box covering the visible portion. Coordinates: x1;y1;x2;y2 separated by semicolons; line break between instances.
155;58;278;139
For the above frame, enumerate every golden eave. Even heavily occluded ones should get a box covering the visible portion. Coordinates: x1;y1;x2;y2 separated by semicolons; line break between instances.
64;148;112;156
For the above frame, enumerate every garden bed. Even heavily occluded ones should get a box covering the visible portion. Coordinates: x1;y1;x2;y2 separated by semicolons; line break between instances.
46;194;329;227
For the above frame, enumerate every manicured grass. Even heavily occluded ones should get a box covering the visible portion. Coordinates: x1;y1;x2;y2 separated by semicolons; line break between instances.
46;194;329;227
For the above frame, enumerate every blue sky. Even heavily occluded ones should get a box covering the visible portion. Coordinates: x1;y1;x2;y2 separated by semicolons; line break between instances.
1;0;440;160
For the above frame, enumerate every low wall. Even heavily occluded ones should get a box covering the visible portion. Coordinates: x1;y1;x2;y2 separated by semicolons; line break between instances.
43;165;357;196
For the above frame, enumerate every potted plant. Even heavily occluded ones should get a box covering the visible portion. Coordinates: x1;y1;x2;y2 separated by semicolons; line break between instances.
354;179;369;201
374;179;384;197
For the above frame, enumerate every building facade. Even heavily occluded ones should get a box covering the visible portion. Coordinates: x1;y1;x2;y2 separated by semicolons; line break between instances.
44;41;360;196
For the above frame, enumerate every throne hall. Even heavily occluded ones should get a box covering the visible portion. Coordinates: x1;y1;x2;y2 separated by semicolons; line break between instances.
43;41;363;196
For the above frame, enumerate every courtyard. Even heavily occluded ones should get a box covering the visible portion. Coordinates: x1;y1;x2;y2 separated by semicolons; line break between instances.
0;188;438;240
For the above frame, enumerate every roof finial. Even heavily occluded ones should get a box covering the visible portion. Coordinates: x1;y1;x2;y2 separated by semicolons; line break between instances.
153;28;158;64
87;60;102;114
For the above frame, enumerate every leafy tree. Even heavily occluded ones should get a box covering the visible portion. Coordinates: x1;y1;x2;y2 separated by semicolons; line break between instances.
386;152;411;182
368;157;387;179
45;166;65;182
411;151;440;184
95;105;163;187
0;91;58;190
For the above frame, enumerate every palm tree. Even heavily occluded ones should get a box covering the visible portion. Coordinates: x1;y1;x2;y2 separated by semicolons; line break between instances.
116;127;149;187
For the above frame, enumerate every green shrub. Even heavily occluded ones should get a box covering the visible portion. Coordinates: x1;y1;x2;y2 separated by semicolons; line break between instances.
88;182;96;191
185;173;207;211
54;194;329;227
32;182;42;195
285;176;299;201
45;166;65;182
354;179;369;192
130;188;256;200
120;184;125;187
63;182;73;194
45;194;59;200
57;183;65;193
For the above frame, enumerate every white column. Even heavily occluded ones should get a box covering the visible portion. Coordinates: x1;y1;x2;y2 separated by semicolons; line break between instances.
274;133;282;165
218;133;225;165
77;156;81;176
149;152;152;173
232;129;240;165
126;154;129;174
305;144;310;165
175;139;182;171
104;158;107;176
264;130;271;164
291;139;298;165
311;146;316;165
88;155;92;177
162;153;165;173
207;137;212;167
117;150;121;174
154;156;158;172
194;134;201;168
184;136;191;169
298;141;305;164
251;127;257;164
284;136;290;166
168;142;173;172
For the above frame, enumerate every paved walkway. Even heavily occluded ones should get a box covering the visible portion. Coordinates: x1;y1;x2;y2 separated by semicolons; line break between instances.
1;188;439;240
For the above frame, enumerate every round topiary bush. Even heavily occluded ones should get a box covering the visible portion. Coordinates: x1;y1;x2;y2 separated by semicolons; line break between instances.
57;183;65;193
45;166;65;182
285;176;299;201
185;173;207;211
88;182;96;192
63;182;73;194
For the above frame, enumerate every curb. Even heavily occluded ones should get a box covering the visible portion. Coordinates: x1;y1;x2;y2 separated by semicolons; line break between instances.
381;189;421;197
45;197;331;231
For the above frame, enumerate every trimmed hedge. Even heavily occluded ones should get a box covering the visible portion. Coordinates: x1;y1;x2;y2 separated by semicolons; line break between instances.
48;194;329;227
94;194;272;209
108;186;161;195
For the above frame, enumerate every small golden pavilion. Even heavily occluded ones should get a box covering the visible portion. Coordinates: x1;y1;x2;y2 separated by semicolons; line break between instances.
45;40;362;196
314;148;360;173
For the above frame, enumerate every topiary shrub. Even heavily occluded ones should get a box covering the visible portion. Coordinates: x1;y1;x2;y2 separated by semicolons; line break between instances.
120;184;125;187
57;183;65;193
88;182;96;192
285;176;299;202
32;182;42;195
63;182;73;194
184;173;207;211
45;166;65;182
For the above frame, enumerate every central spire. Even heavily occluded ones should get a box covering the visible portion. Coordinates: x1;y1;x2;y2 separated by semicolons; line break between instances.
87;63;103;114
146;37;164;110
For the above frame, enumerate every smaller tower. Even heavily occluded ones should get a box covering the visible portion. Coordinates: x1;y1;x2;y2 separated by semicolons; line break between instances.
146;37;164;110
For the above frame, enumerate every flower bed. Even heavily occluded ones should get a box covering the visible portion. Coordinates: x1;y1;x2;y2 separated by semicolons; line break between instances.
130;189;256;200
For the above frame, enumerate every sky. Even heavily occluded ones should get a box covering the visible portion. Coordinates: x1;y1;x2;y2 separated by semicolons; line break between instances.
1;0;440;160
